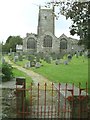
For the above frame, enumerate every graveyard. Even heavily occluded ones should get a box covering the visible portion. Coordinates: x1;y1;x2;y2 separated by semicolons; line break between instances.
1;51;89;119
6;51;88;88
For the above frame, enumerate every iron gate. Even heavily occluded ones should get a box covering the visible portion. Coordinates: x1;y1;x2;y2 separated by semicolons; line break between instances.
16;82;89;119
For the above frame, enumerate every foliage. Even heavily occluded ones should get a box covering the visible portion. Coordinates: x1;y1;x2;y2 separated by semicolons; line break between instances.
2;62;13;82
2;36;23;53
46;0;90;48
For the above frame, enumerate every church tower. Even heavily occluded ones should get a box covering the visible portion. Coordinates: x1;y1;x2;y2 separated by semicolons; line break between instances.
37;6;55;36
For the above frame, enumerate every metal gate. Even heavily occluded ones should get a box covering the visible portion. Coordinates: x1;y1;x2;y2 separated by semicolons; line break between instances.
16;81;89;119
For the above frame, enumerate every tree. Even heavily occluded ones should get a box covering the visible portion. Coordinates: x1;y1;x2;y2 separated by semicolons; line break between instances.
2;36;23;53
46;0;90;49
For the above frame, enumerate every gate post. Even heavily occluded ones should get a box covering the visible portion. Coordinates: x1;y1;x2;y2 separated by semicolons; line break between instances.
67;82;88;119
16;77;26;118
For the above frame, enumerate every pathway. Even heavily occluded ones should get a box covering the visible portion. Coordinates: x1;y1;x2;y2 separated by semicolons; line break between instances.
4;56;52;89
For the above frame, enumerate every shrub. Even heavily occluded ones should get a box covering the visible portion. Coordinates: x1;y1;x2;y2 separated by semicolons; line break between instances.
2;62;13;82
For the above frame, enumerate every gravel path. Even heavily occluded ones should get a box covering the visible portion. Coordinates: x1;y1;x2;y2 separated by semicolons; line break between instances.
3;56;52;89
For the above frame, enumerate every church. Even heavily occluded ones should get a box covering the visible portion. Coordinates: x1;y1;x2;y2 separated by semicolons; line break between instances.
23;6;82;54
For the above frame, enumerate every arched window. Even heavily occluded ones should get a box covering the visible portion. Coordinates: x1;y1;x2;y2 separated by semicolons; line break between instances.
43;35;52;47
60;39;67;49
27;38;36;49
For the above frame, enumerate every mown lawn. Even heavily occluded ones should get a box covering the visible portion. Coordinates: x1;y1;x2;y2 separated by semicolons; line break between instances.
12;68;32;88
31;56;88;88
16;59;29;67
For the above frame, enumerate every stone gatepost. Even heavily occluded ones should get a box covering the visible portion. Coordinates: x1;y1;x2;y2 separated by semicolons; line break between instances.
16;77;26;118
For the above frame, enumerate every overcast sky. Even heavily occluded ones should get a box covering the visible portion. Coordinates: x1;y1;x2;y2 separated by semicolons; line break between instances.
0;0;79;43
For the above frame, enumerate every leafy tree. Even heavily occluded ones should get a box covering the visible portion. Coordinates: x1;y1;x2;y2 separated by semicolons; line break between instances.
2;62;13;82
2;36;23;53
46;0;90;48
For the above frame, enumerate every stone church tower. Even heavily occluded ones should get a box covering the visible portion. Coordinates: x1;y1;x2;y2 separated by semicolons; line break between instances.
37;6;55;36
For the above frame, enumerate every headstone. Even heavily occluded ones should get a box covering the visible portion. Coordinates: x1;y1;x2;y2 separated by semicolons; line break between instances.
35;62;41;68
8;53;11;56
24;63;28;68
64;60;68;65
25;62;31;68
75;51;79;58
10;48;12;54
67;54;72;61
1;57;5;64
59;59;63;64
14;55;18;62
31;61;36;67
55;59;60;65
44;55;51;64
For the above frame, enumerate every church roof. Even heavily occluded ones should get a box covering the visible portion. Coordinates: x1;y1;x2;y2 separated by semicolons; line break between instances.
58;34;68;39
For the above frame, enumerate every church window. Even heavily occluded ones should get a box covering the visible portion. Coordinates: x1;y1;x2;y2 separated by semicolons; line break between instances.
43;35;52;47
60;38;67;49
27;38;36;49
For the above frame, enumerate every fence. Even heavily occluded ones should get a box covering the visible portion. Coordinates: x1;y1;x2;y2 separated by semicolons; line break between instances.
16;80;89;119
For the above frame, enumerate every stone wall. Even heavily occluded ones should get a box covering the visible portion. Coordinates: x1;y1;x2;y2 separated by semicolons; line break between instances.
2;88;16;119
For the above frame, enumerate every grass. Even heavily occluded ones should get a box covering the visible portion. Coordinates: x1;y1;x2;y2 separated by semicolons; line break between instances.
31;56;88;88
8;55;88;88
16;59;29;67
12;68;32;88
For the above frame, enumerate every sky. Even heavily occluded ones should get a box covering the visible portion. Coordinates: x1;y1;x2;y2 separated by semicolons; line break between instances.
0;0;79;43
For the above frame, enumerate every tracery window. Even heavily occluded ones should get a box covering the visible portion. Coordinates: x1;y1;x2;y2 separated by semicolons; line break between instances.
27;38;36;49
60;38;67;49
43;35;52;47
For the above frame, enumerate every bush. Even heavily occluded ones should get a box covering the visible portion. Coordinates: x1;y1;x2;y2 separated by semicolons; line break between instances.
2;62;13;82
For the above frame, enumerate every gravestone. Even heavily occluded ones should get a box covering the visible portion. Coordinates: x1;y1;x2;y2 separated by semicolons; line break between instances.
75;51;79;58
25;62;31;68
59;59;63;64
1;57;5;64
55;59;60;65
8;53;11;56
10;48;12;54
35;62;41;68
44;55;51;64
31;61;36;67
67;54;72;61
64;60;68;65
14;55;19;62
